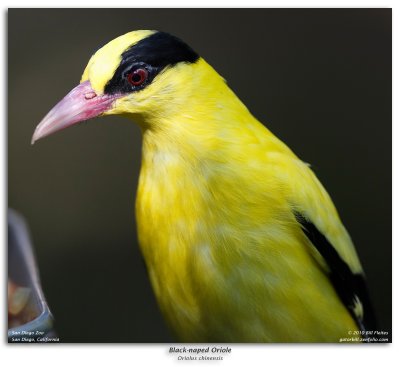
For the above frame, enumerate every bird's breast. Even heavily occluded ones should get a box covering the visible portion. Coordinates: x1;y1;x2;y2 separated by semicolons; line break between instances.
135;146;220;340
134;138;357;342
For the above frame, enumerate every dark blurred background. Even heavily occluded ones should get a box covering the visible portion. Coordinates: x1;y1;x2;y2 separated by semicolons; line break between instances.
8;9;391;342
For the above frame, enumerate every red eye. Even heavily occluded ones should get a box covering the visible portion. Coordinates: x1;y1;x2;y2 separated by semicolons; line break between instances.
127;68;148;86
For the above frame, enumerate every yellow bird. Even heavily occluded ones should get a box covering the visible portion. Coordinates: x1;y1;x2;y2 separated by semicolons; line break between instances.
32;30;376;342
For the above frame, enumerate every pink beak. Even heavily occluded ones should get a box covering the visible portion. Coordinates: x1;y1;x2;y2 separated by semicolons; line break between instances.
31;81;118;144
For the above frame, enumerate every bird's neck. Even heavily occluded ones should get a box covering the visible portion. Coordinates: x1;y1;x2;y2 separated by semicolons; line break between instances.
137;59;281;160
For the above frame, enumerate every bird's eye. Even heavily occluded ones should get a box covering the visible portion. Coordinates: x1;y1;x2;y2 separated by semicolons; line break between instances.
127;68;148;87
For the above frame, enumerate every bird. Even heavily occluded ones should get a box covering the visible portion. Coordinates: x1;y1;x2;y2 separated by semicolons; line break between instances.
32;30;376;342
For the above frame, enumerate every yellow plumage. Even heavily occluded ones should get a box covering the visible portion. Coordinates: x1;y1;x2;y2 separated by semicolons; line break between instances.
33;30;375;342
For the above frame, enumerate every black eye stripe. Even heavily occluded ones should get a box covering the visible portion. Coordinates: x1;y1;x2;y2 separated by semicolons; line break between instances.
104;31;199;95
120;31;199;67
105;62;160;94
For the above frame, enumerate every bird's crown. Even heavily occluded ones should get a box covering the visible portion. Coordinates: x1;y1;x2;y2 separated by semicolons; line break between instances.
81;30;199;94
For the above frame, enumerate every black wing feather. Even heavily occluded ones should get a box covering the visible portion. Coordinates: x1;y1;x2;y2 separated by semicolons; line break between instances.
294;211;377;333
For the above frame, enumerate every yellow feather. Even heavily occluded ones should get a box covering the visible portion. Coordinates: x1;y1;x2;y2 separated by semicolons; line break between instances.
129;59;358;342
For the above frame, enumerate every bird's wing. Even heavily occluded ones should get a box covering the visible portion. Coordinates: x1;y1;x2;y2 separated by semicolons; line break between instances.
279;155;376;332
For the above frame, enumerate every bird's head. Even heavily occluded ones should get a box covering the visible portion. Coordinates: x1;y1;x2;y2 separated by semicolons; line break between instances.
31;30;209;143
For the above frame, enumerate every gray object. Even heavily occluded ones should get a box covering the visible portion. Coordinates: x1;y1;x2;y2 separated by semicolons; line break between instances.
8;209;56;342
